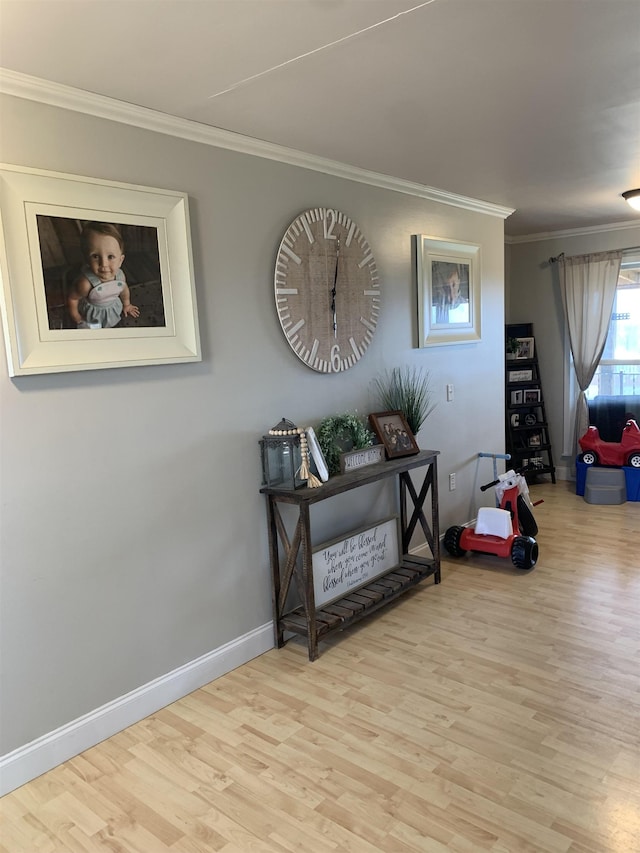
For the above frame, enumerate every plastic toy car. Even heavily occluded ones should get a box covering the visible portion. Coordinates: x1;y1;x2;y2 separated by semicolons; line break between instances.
578;418;640;468
444;469;539;570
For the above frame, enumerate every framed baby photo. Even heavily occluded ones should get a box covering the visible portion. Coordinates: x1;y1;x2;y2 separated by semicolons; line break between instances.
0;164;201;376
413;235;481;348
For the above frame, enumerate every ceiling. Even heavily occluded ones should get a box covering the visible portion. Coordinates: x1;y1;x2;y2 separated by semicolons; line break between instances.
1;0;639;237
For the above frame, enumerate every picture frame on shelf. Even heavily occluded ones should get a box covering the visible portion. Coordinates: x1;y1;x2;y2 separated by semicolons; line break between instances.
413;235;481;347
515;336;535;359
368;410;420;459
0;164;200;376
524;388;541;404
528;433;542;447
511;389;523;405
508;368;533;382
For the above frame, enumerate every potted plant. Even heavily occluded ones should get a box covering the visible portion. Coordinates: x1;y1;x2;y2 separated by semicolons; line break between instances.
372;366;436;436
506;337;520;360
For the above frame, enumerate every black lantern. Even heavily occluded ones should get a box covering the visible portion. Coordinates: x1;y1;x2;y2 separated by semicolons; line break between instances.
260;418;305;489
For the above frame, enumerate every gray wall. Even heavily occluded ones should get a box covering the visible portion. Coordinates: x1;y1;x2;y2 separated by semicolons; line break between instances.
0;93;506;757
507;224;640;475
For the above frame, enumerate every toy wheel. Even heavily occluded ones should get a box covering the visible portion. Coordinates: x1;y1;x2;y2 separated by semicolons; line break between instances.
627;452;640;468
579;451;597;465
444;526;467;558
511;536;538;570
517;495;538;537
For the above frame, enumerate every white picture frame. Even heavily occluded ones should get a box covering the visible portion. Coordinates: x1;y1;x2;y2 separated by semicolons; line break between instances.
508;368;533;383
515;336;535;359
414;235;481;347
0;164;201;376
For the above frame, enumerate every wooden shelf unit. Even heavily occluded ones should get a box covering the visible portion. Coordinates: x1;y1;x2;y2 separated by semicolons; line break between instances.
505;323;556;483
261;450;440;660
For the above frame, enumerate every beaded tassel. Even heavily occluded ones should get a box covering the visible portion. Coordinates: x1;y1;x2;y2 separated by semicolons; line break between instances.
298;429;322;488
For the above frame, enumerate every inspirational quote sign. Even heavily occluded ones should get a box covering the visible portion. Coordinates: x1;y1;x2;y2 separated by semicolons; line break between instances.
312;517;400;608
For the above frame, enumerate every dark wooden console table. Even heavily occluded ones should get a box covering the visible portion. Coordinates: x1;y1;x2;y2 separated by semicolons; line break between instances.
261;449;440;660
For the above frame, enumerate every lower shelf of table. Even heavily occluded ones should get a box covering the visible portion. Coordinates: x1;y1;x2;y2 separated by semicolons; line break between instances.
279;555;440;641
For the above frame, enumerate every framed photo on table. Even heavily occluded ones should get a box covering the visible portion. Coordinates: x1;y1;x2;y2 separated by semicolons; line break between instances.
0;164;201;375
368;411;420;459
414;235;481;347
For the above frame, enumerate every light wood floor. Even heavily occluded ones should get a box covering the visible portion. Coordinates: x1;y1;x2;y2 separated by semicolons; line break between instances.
2;481;639;852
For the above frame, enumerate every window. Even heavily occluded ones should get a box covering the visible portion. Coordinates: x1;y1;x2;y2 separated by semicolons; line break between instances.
562;253;640;456
585;256;640;399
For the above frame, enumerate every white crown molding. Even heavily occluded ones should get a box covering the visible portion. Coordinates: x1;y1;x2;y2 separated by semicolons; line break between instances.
506;219;640;245
0;622;273;796
0;68;513;220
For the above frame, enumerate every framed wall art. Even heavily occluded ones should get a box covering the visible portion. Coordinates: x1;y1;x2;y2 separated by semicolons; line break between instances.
0;164;201;376
368;410;420;459
414;235;481;347
524;389;541;404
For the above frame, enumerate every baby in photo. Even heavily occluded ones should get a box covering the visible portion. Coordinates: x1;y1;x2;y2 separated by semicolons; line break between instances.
67;221;140;328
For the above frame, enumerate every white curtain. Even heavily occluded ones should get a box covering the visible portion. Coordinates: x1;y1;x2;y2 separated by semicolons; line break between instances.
559;250;622;456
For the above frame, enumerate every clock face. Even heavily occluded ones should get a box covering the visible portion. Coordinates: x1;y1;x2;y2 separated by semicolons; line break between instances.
274;208;380;373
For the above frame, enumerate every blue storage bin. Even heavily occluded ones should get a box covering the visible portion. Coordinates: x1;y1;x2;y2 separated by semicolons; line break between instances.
624;466;640;501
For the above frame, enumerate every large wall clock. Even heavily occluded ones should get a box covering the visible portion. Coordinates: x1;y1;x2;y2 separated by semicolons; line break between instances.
274;207;380;373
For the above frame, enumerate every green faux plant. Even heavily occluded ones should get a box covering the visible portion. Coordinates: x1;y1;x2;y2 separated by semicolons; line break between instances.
316;413;374;476
373;366;436;435
506;337;521;355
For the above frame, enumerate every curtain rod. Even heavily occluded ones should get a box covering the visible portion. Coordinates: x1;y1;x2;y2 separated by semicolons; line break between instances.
548;247;640;264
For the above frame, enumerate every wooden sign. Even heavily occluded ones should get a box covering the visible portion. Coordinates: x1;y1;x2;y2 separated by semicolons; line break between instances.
508;368;533;382
312;516;400;607
340;444;384;473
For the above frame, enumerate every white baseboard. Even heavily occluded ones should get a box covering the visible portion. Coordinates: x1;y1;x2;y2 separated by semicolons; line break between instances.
0;623;274;796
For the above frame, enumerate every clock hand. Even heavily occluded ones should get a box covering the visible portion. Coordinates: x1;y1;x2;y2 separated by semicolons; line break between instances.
331;238;340;338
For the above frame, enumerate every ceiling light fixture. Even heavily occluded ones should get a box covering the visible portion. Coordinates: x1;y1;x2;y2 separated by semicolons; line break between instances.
622;189;640;211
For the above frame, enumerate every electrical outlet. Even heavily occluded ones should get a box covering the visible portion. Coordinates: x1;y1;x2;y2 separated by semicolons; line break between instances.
446;383;454;402
449;473;456;491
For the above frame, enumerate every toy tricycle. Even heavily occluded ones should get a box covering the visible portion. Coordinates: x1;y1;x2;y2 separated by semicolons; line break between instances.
444;468;539;570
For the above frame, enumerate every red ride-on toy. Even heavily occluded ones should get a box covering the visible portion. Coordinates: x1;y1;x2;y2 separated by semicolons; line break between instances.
444;469;539;570
578;418;640;468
